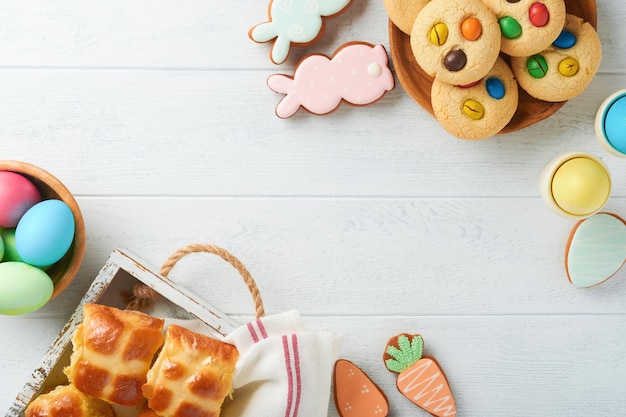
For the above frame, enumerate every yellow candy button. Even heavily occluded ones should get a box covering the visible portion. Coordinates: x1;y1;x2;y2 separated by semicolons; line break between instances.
558;58;579;77
429;22;448;46
462;99;484;120
551;157;610;216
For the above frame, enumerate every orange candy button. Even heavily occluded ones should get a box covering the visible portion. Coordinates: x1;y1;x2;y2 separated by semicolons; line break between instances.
334;359;389;417
461;17;482;41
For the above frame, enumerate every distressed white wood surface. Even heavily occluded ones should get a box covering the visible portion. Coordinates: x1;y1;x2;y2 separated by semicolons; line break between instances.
1;0;626;415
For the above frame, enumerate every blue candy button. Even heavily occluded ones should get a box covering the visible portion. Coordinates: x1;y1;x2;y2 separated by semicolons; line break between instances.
485;77;505;99
603;95;626;154
553;30;577;49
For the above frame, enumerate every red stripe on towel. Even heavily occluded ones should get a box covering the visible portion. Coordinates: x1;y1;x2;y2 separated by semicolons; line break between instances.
283;335;294;417
247;322;259;343
292;334;302;417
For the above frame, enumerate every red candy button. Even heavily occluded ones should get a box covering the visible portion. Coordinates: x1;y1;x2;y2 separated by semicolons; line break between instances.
529;3;549;27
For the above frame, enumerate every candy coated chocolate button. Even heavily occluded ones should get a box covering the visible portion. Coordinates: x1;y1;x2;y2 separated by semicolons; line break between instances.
553;30;577;49
506;0;521;2
486;77;505;99
430;22;448;46
463;99;484;120
558;58;579;77
527;55;548;78
461;17;482;41
551;157;611;217
602;96;626;154
499;16;522;39
444;50;466;71
529;3;550;27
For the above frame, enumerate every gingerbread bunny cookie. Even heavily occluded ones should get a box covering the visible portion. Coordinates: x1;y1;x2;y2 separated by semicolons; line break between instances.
250;0;353;65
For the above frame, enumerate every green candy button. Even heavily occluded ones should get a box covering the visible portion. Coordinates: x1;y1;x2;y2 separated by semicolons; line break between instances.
499;16;522;39
526;55;548;78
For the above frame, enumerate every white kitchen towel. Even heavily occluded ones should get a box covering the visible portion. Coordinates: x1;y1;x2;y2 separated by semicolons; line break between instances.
221;310;343;417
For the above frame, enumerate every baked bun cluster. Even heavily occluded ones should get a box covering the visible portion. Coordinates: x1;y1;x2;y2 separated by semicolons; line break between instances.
25;303;238;417
385;0;601;140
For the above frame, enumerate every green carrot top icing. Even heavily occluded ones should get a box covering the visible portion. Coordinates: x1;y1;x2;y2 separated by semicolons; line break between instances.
385;334;424;373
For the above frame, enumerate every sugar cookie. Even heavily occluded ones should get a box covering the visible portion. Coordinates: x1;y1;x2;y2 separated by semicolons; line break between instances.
566;213;626;288
249;0;353;65
431;57;519;140
384;333;456;417
267;42;395;118
334;359;389;417
410;0;501;86
481;0;566;57
510;14;601;102
384;0;430;35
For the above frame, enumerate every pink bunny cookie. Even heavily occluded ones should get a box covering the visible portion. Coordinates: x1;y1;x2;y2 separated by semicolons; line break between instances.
267;42;395;118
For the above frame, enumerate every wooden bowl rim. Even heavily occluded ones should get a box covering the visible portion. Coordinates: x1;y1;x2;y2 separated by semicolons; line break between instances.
0;160;86;299
389;0;598;136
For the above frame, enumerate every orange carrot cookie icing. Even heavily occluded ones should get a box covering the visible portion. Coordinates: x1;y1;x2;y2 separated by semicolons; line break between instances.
334;359;389;417
384;333;456;417
249;0;353;65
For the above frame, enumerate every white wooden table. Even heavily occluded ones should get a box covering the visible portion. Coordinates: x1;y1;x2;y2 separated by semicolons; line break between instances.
1;1;625;415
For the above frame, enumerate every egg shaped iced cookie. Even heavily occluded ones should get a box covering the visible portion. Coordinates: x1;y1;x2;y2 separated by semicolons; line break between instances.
410;0;501;86
510;14;601;102
384;0;430;35
481;0;566;57
431;57;518;140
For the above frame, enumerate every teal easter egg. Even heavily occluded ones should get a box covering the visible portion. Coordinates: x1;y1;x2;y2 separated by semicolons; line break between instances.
0;261;53;315
15;200;75;267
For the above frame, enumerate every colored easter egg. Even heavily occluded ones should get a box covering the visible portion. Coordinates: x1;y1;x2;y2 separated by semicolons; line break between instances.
0;261;53;315
15;200;75;267
596;90;626;156
0;171;41;228
334;359;388;417
551;157;611;217
0;227;24;262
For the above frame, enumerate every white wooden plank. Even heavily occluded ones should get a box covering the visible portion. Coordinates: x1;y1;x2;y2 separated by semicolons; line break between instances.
1;70;625;197
2;315;624;416
0;0;619;74
21;196;626;319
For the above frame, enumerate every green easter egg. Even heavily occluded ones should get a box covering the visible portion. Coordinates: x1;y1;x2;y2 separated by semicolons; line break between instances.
0;261;53;315
1;228;24;262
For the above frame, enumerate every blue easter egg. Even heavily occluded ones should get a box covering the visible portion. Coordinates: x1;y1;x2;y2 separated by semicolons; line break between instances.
15;200;75;267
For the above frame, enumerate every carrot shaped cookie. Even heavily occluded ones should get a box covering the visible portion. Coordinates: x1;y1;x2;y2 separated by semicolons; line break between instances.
384;333;456;417
250;0;353;65
267;42;395;118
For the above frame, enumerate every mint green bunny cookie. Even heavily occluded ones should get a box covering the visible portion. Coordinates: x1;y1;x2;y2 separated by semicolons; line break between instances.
250;0;353;64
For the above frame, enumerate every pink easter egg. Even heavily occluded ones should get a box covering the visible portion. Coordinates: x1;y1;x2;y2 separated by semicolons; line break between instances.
0;171;42;227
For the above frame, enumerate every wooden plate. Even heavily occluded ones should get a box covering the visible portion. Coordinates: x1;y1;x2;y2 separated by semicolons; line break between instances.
389;0;598;134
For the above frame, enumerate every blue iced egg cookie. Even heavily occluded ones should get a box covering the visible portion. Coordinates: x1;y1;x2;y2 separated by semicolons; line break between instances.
431;58;519;140
510;14;601;102
566;213;626;288
481;0;566;57
595;89;626;157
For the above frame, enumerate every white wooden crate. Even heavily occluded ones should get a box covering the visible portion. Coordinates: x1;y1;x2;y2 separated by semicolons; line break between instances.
4;247;241;417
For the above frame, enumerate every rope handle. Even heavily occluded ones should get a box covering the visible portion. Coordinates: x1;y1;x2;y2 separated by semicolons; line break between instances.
126;243;265;318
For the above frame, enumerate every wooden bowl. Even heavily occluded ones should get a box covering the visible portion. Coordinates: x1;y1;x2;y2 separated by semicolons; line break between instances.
389;0;597;134
0;160;86;300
